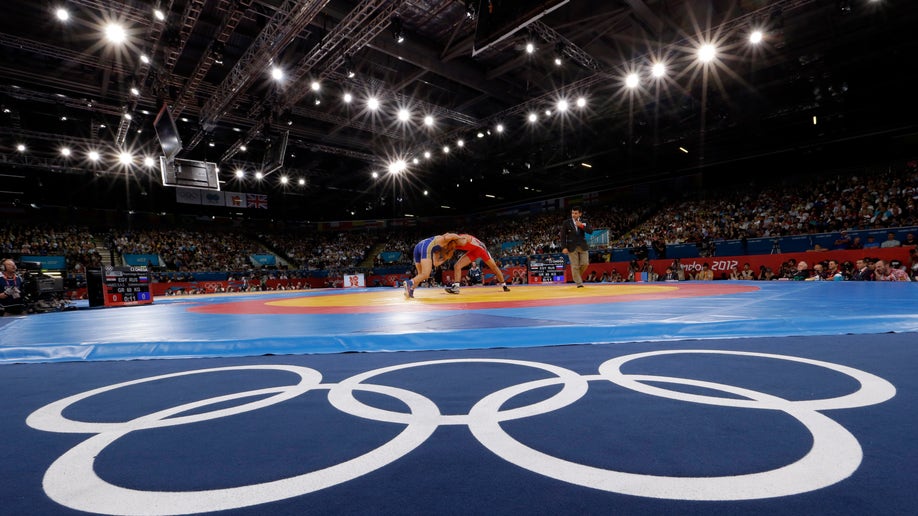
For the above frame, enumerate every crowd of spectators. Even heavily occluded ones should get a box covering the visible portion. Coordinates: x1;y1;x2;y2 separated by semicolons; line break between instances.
1;223;103;274
365;205;646;270
2;160;916;284
110;229;261;272
614;164;918;252
259;230;376;271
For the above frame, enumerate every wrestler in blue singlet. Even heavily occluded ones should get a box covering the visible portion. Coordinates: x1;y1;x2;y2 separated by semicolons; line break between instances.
412;236;445;264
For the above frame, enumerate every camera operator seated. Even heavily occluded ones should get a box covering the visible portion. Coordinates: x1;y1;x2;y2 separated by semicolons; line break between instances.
0;259;25;316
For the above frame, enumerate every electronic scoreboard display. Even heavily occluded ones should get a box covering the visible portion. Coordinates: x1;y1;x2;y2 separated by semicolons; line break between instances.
87;266;153;307
528;255;567;283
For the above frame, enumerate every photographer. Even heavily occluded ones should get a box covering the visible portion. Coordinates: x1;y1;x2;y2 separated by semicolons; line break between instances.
0;259;25;316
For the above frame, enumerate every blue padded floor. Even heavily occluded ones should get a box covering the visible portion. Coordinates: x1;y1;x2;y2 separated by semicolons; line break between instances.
2;334;917;515
0;281;916;363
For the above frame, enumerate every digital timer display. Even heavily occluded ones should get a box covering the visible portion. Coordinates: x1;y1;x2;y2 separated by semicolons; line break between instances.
528;256;567;283
87;266;153;308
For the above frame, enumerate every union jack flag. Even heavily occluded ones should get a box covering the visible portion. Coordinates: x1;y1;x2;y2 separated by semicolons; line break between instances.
246;193;268;209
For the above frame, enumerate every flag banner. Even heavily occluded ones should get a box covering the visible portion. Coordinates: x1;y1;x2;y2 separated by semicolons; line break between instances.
224;191;244;208
246;193;268;209
201;190;225;206
175;188;202;205
344;273;365;288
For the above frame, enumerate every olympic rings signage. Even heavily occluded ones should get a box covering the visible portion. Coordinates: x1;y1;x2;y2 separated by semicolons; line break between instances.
27;350;895;514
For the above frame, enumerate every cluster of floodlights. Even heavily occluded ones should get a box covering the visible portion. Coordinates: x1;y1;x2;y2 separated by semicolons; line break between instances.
43;2;886;188
13;143;157;168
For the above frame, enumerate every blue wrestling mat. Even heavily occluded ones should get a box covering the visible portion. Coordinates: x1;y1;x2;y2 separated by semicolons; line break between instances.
0;282;916;363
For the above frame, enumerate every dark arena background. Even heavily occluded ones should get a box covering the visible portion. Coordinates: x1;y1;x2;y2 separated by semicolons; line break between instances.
2;1;918;515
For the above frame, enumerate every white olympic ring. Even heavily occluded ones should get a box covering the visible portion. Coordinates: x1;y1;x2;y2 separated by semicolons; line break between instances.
328;358;589;425
473;350;896;500
26;351;896;514
27;365;438;515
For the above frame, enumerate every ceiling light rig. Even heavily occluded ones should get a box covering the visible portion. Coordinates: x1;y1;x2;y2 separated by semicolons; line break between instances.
17;1;818;196
464;0;476;19
392;5;782;174
391;17;405;44
344;54;357;79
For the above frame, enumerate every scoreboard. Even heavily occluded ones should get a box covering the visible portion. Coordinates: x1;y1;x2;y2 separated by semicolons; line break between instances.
87;266;154;307
528;255;567;283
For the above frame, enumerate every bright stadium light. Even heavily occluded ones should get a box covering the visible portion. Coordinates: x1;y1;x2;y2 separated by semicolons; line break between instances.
104;23;127;44
388;159;407;174
625;73;639;88
698;43;716;63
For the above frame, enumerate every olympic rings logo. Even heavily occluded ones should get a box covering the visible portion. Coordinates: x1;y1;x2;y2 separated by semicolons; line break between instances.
27;350;896;515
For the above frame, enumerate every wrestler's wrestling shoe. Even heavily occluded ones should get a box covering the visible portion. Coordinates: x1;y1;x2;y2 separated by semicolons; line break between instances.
404;279;415;298
445;283;461;294
501;282;510;292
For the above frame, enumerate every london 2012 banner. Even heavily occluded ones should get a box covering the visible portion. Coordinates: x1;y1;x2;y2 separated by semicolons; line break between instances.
344;273;365;288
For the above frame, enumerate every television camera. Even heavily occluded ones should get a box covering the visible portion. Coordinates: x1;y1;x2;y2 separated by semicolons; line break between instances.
18;261;72;313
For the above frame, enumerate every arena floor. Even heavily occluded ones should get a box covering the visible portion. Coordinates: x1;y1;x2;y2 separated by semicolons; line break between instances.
1;282;917;515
